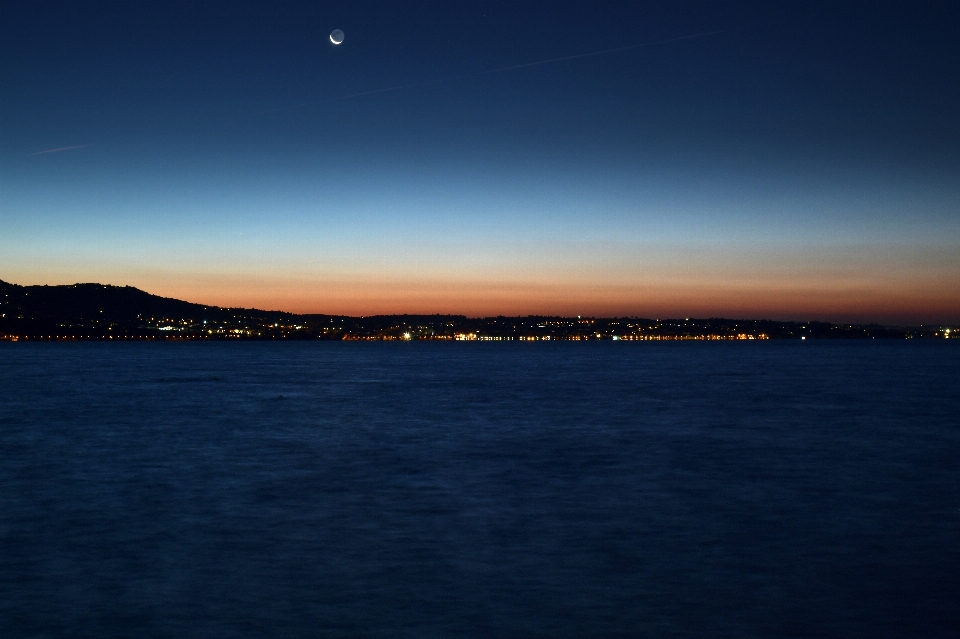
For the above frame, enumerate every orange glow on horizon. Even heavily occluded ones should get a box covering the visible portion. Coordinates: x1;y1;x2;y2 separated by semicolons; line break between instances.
6;242;958;324
133;276;959;325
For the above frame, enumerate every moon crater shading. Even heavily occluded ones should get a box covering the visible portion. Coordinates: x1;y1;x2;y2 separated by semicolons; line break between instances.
330;29;344;45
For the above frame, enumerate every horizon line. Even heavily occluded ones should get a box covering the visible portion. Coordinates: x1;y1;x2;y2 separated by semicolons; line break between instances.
1;277;956;328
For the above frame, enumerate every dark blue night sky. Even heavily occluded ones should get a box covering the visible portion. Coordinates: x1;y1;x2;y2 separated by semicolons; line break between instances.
2;1;958;321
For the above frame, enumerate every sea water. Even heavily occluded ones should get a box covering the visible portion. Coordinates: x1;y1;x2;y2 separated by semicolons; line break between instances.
1;341;958;638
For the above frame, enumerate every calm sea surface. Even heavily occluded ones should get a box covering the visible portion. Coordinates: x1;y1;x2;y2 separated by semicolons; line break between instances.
1;341;958;638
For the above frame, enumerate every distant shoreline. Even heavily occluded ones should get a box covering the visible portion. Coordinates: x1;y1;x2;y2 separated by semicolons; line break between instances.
2;279;956;341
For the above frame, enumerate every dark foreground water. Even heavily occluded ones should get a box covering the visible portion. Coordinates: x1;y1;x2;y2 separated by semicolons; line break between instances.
1;342;958;638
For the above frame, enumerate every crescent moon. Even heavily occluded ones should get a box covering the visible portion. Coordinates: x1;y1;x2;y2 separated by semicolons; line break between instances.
330;29;344;45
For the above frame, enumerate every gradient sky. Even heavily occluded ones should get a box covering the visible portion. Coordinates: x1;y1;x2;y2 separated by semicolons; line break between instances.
2;1;958;322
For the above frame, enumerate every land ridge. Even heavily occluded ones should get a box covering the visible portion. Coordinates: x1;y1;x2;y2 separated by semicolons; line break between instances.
0;279;954;341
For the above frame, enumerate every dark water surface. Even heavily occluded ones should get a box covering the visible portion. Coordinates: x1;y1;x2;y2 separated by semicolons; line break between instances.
1;341;958;638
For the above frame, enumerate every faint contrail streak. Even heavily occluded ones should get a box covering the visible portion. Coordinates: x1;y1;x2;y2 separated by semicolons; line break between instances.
29;145;88;156
333;30;725;101
478;30;726;75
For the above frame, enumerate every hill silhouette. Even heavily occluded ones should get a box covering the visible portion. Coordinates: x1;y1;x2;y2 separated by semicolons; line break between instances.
0;279;309;338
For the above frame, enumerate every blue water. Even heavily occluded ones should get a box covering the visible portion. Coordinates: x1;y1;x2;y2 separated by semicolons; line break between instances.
1;342;958;638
